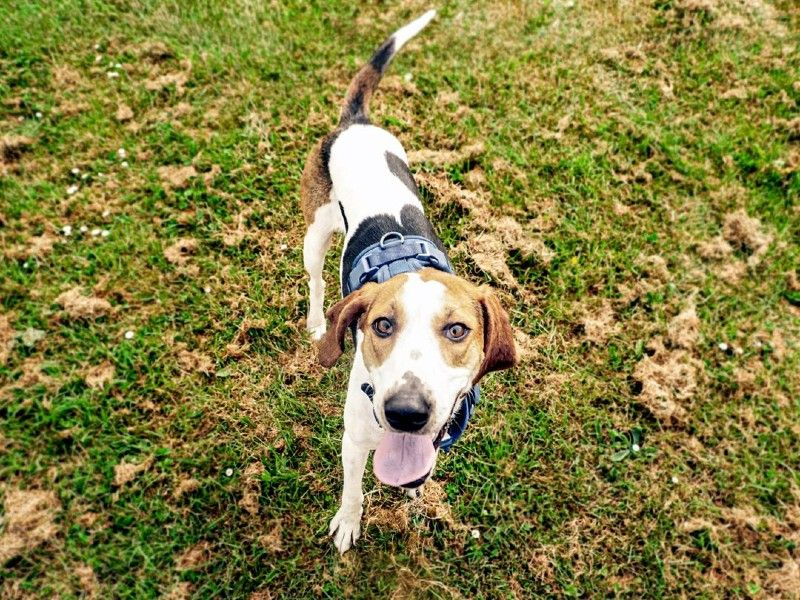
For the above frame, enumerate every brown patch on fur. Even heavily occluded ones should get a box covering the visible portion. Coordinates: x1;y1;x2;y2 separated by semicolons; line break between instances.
300;137;334;226
0;489;61;564
55;287;111;319
317;282;382;368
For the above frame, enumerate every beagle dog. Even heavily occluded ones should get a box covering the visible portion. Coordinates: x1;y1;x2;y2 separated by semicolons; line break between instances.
300;10;517;553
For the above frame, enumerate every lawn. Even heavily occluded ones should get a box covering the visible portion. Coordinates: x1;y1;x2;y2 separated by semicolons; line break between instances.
1;0;798;598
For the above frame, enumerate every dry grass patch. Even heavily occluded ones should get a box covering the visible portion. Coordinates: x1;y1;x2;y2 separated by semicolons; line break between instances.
0;489;61;564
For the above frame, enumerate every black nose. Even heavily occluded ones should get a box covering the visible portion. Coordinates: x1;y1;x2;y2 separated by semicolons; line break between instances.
384;396;430;432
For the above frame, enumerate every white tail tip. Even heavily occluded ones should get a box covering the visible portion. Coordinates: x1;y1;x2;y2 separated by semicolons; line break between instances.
392;9;437;49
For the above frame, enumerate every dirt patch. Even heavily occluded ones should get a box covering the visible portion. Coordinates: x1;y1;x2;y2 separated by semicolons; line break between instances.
513;330;544;363
238;462;264;516
157;165;197;190
410;479;467;532
163;238;198;265
113;456;153;487
632;336;699;426
145;62;191;95
176;541;211;571
0;489;62;564
55;287;111;319
0;314;13;365
581;300;619;345
457;233;520;289
667;306;700;349
722;210;772;267
84;361;115;389
716;260;748;286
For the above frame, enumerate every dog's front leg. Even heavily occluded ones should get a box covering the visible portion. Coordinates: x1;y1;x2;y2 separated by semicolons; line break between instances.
329;431;369;553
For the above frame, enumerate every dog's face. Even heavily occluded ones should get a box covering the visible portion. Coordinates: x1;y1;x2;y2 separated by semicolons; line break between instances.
318;269;516;484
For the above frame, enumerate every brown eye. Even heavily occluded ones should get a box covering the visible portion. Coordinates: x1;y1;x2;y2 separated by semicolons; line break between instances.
444;323;469;341
372;317;394;337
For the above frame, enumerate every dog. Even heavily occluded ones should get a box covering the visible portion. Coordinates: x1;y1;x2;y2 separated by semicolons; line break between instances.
300;9;517;554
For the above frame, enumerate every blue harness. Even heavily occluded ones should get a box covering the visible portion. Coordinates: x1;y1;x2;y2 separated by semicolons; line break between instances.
346;232;480;452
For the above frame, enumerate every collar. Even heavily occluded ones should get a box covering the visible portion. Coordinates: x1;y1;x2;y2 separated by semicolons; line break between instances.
344;231;453;295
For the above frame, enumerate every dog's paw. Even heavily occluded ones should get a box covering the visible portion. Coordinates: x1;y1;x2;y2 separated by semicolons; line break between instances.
329;507;362;554
405;484;424;499
307;322;326;341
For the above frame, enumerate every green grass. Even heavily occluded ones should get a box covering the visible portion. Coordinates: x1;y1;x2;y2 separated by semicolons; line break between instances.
1;0;799;598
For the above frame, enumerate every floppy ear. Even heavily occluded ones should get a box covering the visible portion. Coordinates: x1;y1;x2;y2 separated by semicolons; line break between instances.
474;288;517;383
317;284;377;368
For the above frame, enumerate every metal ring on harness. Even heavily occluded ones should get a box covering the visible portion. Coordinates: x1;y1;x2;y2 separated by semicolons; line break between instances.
379;231;405;248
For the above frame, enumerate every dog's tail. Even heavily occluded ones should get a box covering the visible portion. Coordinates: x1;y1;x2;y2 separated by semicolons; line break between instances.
339;9;436;126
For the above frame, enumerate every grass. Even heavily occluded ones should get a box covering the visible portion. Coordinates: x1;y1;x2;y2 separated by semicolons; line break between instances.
1;0;799;598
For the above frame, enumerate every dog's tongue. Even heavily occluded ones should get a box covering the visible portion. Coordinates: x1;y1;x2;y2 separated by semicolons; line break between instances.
373;432;435;487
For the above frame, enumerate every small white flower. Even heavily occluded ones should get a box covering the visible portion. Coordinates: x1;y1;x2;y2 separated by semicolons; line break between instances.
61;225;72;236
225;468;233;477
102;209;111;218
81;173;89;180
734;346;743;355
753;341;762;349
470;529;480;539
124;330;135;340
718;342;729;352
97;172;105;177
279;243;288;251
18;116;24;122
71;167;80;175
79;225;88;233
117;148;127;159
67;184;79;195
403;72;412;82
631;443;640;452
95;54;103;63
203;286;211;294
671;475;679;484
35;111;43;119
100;229;110;238
107;71;119;79
94;43;101;50
121;161;129;168
91;228;101;236
114;62;122;69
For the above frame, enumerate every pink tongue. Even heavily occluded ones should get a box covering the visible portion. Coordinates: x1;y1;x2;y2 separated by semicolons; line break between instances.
373;432;435;487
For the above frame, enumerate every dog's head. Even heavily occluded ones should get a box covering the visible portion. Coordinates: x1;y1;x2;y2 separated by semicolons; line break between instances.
317;268;516;487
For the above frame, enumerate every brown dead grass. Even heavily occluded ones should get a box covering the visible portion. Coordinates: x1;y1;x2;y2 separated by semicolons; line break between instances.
407;142;485;167
115;103;134;122
173;477;200;500
157;165;197;189
0;489;61;564
163;238;198;265
113;456;153;487
84;361;115;390
238;461;264;516
0;314;13;366
722;209;773;267
632;336;700;426
73;563;99;598
55;287;112;319
666;306;700;350
0;136;34;163
176;346;215;376
581;300;619;345
175;541;211;571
